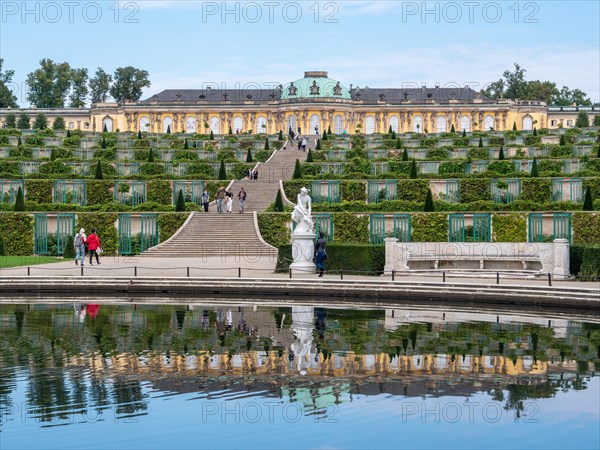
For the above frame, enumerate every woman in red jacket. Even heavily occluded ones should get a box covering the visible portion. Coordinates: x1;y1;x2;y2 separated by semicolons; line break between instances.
87;228;102;265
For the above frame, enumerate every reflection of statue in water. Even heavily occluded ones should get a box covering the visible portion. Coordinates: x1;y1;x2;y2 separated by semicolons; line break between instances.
291;187;313;234
290;306;315;375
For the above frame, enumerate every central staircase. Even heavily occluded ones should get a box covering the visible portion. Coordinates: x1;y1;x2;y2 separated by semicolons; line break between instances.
142;143;307;259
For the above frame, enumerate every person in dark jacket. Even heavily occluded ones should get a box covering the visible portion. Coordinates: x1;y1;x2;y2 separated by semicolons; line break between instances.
87;228;102;265
315;231;327;277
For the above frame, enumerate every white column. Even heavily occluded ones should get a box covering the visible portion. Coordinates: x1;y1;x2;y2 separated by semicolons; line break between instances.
553;238;570;279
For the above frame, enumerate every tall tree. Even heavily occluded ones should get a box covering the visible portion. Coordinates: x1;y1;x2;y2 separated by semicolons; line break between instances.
554;86;592;106
109;66;150;102
52;117;65;130
5;113;16;128
17;113;30;129
89;68;113;103
503;63;528;99
524;80;559;103
575;111;590;128
26;59;72;107
69;68;89;108
33;113;48;130
0;59;18;108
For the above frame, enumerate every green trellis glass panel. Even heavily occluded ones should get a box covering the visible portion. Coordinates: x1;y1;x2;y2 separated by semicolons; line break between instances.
528;213;544;243
118;214;132;255
177;163;189;177
314;213;334;241
114;181;146;206
385;180;397;201
393;214;411;242
72;180;86;206
33;214;48;255
173;181;204;204
18;162;40;175
562;159;572;174
56;213;75;255
53;180;67;203
551;178;563;202
115;162;127;176
473;214;491;242
569;178;583;202
140;214;159;252
310;181;324;203
553;213;572;242
491;179;521;203
445;180;460;203
7;180;24;203
129;162;141;175
369;214;386;244
449;213;465;242
328;181;341;203
163;162;174;175
367;180;381;204
419;161;440;174
370;162;389;175
463;162;473;174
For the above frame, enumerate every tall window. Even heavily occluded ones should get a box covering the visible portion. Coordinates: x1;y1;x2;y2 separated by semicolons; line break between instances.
484;115;494;131
102;117;113;132
412;116;423;133
209;117;220;134
287;115;297;133
365;116;375;134
389;116;399;133
310;114;320;135
460;116;471;132
233;117;243;133
256;116;267;134
522;116;533;130
139;117;149;131
162;117;173;133
436;116;446;133
334;115;344;134
186;117;196;133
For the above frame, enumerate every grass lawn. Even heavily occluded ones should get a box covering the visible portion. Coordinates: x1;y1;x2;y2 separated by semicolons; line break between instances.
0;255;65;269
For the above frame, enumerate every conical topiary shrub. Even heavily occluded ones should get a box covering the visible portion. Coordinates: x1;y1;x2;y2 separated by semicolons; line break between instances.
63;235;75;259
184;138;189;149
273;189;284;212
462;129;467;137
229;125;233;135
478;137;483;147
67;129;71;138
530;157;539;177
533;127;537;136
410;159;418;179
218;160;227;180
293;159;303;179
148;148;154;162
583;186;593;211
209;130;214;140
103;123;108;133
322;130;328;141
101;136;107;148
278;130;284;140
402;148;409;161
395;138;401;149
264;137;270;150
95;160;103;179
246;149;253;162
513;122;517;131
137;130;142;139
327;125;332;135
166;125;171;134
498;146;505;160
560;134;566;146
451;123;455;133
423;189;435;212
391;130;396;140
388;125;393;134
307;149;314;162
176;189;186;211
17;136;22;146
316;139;321;150
14;186;25;211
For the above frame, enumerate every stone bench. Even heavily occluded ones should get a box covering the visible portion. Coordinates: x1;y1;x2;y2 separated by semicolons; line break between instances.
384;240;570;279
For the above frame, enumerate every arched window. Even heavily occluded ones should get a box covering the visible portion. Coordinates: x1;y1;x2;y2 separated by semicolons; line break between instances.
334;115;344;134
186;117;196;133
436;116;447;133
162;117;173;133
256;116;267;134
233;117;243;133
209;117;220;134
484;115;495;131
139;117;149;131
365;116;375;134
460;116;471;132
287;115;297;134
412;116;423;133
310;114;320;135
102;117;113;132
522;116;533;130
389;116;399;133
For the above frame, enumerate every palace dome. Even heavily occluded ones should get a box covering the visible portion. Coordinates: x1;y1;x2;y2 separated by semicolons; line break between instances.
281;71;351;100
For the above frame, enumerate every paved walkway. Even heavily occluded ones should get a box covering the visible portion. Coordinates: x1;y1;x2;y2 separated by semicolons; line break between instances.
2;256;599;291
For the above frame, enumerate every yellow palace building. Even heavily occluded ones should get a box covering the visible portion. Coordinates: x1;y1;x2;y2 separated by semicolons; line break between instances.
1;71;597;132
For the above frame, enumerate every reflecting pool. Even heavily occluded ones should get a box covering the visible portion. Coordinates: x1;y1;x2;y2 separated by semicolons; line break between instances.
0;302;599;449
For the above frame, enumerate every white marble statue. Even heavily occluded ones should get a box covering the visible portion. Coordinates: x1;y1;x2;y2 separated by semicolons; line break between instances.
291;187;313;234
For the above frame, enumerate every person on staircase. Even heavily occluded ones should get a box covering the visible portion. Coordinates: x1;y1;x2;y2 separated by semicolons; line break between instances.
238;187;247;213
226;189;233;213
202;188;210;212
215;186;226;213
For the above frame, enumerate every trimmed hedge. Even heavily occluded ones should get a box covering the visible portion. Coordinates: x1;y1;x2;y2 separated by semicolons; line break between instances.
24;180;53;204
411;213;448;242
572;212;600;244
0;213;34;255
158;213;189;242
76;213;119;256
257;213;290;247
492;213;527;242
333;213;369;243
570;245;600;280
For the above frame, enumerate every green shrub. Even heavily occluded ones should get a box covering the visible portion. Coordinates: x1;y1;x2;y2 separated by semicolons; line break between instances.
273;190;284;212
14;187;25;211
63;235;75;259
397;180;429;202
423;189;434;211
341;180;366;202
0;213;33;255
572;212;600;244
570;245;600;280
293;159;303;179
258;213;290;247
492;214;527;242
411;213;448;241
410;159;418;178
333;213;369;243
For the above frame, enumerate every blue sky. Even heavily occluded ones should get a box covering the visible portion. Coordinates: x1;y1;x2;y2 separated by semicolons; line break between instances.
1;1;599;105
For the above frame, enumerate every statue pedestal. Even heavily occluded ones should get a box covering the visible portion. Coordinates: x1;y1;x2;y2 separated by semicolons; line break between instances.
290;232;316;275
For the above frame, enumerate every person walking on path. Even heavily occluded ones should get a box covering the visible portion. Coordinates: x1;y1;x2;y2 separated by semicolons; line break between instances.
226;189;233;213
202;189;210;212
216;186;226;213
87;228;102;265
237;187;247;213
74;228;87;266
301;137;307;152
315;231;328;277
